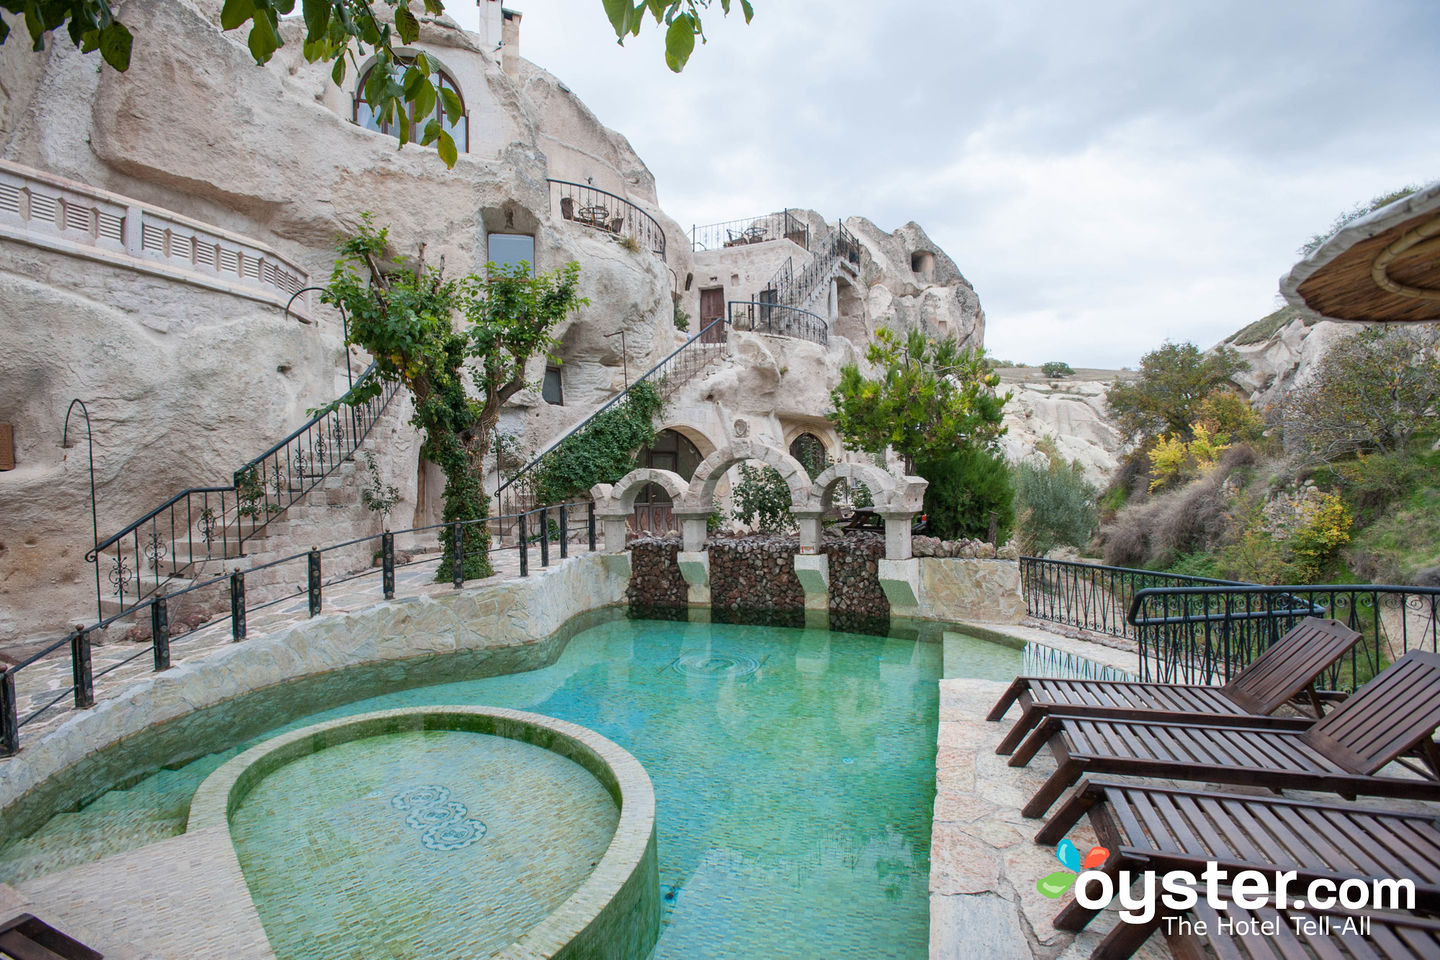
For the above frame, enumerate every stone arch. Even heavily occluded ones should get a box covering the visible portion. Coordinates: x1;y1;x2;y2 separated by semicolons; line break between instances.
591;468;689;517
653;422;718;459
802;462;898;514
679;438;811;513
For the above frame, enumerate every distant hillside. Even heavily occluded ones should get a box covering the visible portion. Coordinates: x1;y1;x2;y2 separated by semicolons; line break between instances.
994;366;1135;487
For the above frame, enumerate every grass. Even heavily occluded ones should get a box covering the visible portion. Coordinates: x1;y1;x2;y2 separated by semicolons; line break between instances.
1347;484;1440;584
1224;305;1316;346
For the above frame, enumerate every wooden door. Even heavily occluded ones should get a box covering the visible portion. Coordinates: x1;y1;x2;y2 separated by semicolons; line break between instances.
699;287;726;342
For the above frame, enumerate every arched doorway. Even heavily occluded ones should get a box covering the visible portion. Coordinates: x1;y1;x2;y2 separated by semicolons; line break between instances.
632;429;704;533
788;432;830;479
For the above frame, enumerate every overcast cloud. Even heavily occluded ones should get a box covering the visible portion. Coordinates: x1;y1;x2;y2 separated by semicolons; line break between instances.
453;0;1438;368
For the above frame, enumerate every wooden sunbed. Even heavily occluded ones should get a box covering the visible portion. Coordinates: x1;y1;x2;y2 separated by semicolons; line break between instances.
1011;650;1440;818
1093;893;1440;960
1036;778;1440;933
987;617;1361;755
0;913;103;959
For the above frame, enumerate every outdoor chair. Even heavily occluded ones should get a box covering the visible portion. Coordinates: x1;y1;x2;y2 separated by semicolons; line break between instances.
1036;778;1440;935
1010;650;1440;818
1085;893;1440;960
560;196;575;220
609;217;625;234
0;913;103;959
987;617;1361;754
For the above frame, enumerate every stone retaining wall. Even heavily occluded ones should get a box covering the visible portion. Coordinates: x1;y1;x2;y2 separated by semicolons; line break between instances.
625;536;688;619
0;554;628;839
707;535;804;624
822;533;889;633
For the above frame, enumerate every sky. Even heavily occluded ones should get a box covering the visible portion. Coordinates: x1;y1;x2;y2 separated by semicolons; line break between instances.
451;0;1439;369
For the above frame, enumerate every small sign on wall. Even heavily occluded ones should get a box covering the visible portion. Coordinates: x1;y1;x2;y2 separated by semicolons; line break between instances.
0;422;12;471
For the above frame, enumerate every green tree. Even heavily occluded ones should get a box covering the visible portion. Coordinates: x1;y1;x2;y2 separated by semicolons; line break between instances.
917;446;1014;543
1105;342;1247;446
1281;326;1440;462
828;327;1009;463
1040;361;1073;378
1015;453;1098;556
326;218;585;580
3;0;754;162
730;463;796;533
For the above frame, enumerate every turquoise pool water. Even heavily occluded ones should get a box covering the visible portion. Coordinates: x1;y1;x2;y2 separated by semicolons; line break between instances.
2;616;1023;958
230;730;619;960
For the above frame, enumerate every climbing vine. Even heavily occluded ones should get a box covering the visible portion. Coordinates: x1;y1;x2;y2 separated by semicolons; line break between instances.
325;216;586;580
531;380;665;505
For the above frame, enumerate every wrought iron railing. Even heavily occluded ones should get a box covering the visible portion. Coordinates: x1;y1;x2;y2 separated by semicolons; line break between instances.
1127;583;1440;691
549;179;666;259
761;219;860;312
728;300;828;346
89;364;401;616
689;210;809;252
1018;556;1440;693
1019;556;1240;640
493;315;730;527
1;501;597;756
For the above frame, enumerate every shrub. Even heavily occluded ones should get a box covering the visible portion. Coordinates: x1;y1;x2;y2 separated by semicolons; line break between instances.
916;446;1014;543
731;462;795;533
1147;423;1229;493
1040;361;1074;378
1014;456;1098;556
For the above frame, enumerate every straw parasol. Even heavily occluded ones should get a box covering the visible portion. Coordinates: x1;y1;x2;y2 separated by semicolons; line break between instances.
1281;180;1440;323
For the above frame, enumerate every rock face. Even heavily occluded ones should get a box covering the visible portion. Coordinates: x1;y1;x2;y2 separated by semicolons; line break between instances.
0;0;987;642
995;367;1130;487
1216;309;1358;413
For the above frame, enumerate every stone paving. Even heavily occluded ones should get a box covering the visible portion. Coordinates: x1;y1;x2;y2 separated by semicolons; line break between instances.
5;541;598;746
932;673;1171;960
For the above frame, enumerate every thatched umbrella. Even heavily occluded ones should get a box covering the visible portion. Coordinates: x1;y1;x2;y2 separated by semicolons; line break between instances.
1281;181;1440;323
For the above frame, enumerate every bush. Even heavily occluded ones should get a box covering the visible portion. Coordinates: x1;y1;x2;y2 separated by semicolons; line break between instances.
1014;456;1098;556
730;462;796;533
1040;361;1074;378
916;447;1014;543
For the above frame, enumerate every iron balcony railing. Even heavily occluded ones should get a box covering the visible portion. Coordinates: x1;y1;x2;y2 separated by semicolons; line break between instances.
493;315;731;527
1127;583;1440;691
1018;556;1440;693
762;219;860;313
1;501;598;757
1019;555;1242;640
689;210;809;252
549;179;666;259
89;364;401;617
728;300;828;346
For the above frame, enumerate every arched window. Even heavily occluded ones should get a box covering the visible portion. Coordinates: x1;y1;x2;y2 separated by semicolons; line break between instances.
789;433;829;479
353;61;469;153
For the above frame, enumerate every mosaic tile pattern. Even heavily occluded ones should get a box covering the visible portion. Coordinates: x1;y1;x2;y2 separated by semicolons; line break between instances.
228;729;617;960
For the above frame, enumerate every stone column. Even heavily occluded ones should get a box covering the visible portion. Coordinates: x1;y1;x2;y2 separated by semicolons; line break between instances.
791;509;825;555
596;513;629;553
673;510;711;554
878;511;917;561
793;553;829;611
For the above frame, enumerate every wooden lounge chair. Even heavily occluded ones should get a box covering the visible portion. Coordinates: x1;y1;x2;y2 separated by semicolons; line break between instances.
1092;894;1440;960
0;913;103;959
1012;650;1440;818
988;617;1361;754
1036;778;1440;933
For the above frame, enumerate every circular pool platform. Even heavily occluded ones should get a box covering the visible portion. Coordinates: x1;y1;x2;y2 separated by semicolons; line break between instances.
188;707;659;960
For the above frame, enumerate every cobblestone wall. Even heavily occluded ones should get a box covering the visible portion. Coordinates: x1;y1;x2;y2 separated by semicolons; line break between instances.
625;536;688;620
823;533;889;634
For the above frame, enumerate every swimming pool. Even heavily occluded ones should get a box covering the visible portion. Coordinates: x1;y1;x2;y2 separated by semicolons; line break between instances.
1;614;1023;958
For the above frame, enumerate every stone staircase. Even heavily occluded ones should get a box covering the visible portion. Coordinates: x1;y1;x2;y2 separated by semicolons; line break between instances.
95;397;407;621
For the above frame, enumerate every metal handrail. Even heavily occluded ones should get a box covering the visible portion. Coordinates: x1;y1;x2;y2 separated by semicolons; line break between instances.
494;315;729;499
727;300;828;346
690;210;809;252
1;500;599;756
549;179;666;258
